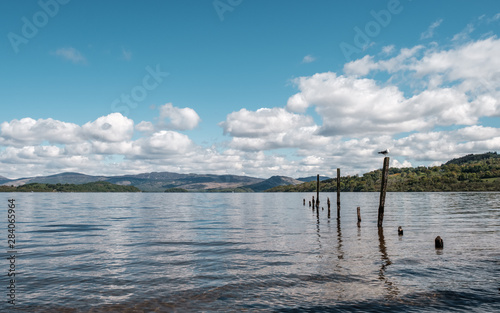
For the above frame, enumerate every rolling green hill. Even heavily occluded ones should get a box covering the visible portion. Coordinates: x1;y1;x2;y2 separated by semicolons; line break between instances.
267;152;500;192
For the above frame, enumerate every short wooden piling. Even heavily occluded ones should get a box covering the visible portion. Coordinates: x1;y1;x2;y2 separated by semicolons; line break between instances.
435;236;443;249
337;168;341;217
316;173;319;202
377;157;390;228
303;199;305;206
357;206;361;222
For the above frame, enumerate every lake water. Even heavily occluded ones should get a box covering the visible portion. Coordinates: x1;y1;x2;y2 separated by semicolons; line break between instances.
2;192;500;312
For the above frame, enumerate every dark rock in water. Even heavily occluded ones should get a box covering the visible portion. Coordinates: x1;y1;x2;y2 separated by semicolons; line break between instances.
435;236;444;249
398;226;403;236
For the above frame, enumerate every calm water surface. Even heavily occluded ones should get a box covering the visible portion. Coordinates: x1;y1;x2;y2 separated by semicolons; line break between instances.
1;192;499;312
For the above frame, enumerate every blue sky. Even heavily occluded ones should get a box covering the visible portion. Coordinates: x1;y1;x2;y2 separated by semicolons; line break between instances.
1;0;500;179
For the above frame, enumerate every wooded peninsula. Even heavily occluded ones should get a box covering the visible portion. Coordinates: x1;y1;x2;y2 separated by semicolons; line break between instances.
268;152;500;192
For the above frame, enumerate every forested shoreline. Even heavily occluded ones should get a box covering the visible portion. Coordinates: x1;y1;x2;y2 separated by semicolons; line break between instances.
0;181;140;192
268;152;500;192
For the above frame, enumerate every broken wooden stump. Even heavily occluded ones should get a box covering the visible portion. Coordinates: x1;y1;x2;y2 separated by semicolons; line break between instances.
435;236;443;249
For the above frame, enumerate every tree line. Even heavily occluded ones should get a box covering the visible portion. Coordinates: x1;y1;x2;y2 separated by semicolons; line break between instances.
0;182;141;192
267;152;500;192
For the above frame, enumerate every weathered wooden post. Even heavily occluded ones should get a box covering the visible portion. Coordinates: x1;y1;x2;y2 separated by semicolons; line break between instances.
303;199;305;206
377;157;390;228
327;197;331;218
357;206;361;222
316;174;320;209
337;168;341;217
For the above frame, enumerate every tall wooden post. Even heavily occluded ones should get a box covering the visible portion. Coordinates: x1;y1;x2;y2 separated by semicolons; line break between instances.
336;168;341;217
316;174;320;208
377;157;390;228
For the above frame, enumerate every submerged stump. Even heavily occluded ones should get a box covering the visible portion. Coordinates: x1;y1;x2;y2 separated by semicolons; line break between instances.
435;236;444;249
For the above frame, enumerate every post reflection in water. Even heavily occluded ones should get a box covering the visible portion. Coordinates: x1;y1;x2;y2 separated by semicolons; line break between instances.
315;207;322;249
378;227;399;299
337;217;344;261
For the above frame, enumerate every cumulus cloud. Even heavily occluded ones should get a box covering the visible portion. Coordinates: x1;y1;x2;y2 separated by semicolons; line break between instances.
287;72;434;136
135;121;154;133
82;113;134;142
158;103;201;131
134;130;194;156
221;108;314;138
219;108;329;151
0;118;81;147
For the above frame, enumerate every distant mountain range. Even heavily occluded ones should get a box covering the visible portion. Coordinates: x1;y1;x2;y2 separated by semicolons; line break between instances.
3;152;499;192
0;171;307;192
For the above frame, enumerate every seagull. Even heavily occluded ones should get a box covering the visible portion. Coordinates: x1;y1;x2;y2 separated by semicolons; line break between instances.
378;149;390;155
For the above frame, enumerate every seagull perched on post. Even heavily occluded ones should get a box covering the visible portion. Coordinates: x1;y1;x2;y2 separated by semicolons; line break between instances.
378;149;390;155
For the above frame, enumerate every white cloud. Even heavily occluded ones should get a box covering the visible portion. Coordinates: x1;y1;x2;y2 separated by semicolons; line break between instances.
302;54;316;63
382;45;395;54
344;45;424;76
392;159;412;168
221;108;314;138
82;113;134;142
135;121;154;133
0;117;81;147
287;72;435;136
158;103;201;131
411;37;500;87
53;47;87;64
134;130;194;156
219;107;329;151
421;19;443;39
